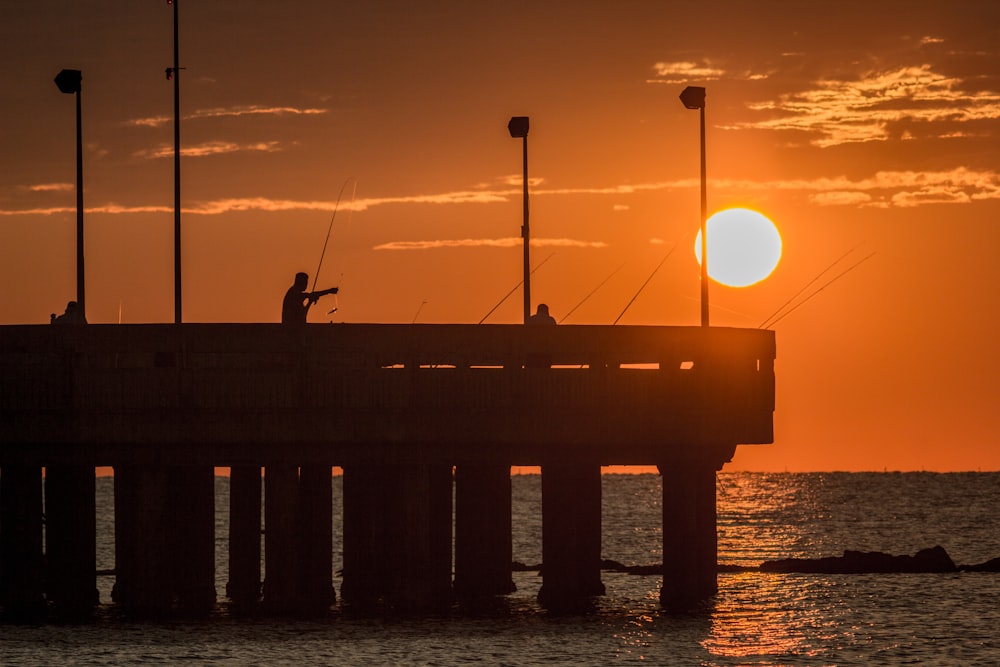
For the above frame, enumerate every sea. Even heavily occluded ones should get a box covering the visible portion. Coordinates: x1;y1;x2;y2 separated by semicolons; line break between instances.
3;472;999;666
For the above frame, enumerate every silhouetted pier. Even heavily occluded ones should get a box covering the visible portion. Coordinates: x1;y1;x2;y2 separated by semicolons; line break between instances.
0;323;774;618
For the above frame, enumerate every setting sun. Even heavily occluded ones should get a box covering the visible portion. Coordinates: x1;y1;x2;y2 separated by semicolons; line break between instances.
694;208;783;287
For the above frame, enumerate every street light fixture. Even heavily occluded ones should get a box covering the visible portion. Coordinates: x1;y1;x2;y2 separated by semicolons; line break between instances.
54;68;85;322
508;116;530;323
679;85;708;327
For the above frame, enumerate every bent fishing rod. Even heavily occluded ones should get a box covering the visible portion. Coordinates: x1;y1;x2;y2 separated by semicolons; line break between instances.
312;177;358;293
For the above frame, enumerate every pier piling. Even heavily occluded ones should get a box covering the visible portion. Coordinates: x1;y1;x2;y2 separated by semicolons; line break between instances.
538;464;605;608
454;464;515;597
44;464;97;615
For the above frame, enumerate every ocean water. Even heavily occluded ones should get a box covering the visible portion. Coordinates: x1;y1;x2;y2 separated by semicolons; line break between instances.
3;472;999;665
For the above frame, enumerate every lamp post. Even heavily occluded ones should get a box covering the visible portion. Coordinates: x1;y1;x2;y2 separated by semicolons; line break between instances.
54;69;85;321
168;0;182;323
679;86;708;327
507;116;530;323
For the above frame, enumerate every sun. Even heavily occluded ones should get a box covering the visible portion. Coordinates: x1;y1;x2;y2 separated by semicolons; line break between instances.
694;208;782;287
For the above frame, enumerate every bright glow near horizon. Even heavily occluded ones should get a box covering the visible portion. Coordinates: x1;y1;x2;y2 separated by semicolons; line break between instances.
694;208;782;287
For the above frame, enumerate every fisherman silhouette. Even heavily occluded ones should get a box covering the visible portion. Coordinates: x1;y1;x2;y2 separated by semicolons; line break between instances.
50;300;87;325
526;303;556;368
527;303;556;326
281;272;338;324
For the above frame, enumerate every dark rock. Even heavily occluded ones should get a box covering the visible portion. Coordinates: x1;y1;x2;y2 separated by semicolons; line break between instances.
761;545;957;574
962;556;1000;572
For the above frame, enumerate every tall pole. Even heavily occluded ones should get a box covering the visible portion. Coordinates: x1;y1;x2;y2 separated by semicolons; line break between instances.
698;104;708;327
172;0;182;324
54;69;85;321
679;86;708;327
507;116;530;323
75;82;85;321
521;133;530;323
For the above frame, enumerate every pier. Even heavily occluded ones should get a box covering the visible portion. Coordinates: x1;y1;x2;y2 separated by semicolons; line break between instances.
0;322;774;618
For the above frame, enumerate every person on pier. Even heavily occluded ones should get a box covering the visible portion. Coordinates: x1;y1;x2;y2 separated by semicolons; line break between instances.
281;272;338;324
528;303;556;326
50;300;87;325
526;303;556;368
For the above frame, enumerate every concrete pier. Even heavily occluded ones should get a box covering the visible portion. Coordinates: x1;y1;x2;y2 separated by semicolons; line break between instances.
0;323;775;619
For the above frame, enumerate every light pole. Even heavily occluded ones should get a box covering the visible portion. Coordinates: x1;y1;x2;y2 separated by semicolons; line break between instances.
167;0;182;323
679;86;708;327
54;69;85;321
507;116;530;323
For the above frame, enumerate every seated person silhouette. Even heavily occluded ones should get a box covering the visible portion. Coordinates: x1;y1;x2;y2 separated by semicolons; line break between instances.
526;303;556;367
281;272;338;324
50;300;87;325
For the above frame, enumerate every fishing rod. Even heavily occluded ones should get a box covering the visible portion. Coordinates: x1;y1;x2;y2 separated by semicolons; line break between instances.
559;262;626;324
412;300;428;324
479;251;555;324
612;242;679;325
312;177;357;293
758;242;864;330
762;251;875;328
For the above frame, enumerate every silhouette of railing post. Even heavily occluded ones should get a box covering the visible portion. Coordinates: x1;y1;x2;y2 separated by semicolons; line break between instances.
44;464;97;616
0;465;45;618
454;464;515;597
538;464;605;608
659;462;720;609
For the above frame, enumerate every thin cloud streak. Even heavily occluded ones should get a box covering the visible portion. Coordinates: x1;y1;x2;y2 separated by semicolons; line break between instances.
126;105;327;129
135;140;285;159
373;238;608;251
4;169;998;218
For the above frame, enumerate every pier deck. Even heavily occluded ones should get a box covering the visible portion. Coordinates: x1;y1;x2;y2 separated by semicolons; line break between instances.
0;323;775;617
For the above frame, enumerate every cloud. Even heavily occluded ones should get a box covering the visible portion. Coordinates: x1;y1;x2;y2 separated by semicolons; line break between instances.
135;140;284;159
373;237;608;251
5;168;999;219
22;183;73;192
126;105;327;129
727;64;1000;147
648;61;728;84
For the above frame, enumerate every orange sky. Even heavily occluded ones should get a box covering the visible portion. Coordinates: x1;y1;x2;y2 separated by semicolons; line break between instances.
3;1;1000;472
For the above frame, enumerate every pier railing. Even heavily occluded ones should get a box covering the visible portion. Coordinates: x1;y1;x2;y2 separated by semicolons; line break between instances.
0;323;774;466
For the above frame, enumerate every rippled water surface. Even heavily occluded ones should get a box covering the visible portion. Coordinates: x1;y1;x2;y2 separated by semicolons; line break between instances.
4;472;999;665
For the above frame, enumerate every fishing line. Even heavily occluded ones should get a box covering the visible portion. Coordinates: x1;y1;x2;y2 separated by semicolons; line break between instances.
559;262;626;324
312;177;358;292
763;251;875;328
612;242;679;325
758;242;863;330
479;252;555;324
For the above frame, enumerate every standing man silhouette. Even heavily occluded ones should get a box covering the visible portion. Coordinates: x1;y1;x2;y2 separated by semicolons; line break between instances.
281;272;337;324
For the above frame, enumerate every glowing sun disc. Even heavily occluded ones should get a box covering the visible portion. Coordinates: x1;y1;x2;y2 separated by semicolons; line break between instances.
694;208;782;287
